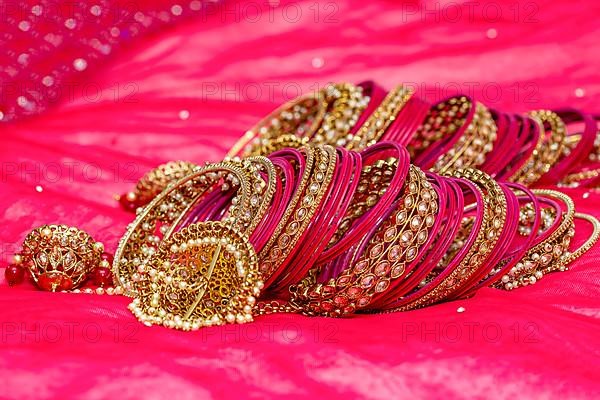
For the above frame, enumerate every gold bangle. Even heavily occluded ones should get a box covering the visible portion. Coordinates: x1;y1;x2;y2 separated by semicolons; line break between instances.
495;189;575;289
290;165;438;316
231;83;368;157
563;212;600;264
257;145;316;275
228;91;327;158
114;160;264;295
310;83;369;147
346;86;413;151
510;110;567;186
432;102;497;174
562;168;600;187
397;168;507;311
260;145;337;283
408;96;471;159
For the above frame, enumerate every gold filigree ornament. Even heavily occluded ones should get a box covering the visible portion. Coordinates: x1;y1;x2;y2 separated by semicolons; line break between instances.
21;225;104;291
128;221;262;330
113;157;275;296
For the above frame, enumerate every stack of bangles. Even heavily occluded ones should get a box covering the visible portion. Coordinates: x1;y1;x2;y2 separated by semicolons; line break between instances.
5;82;599;332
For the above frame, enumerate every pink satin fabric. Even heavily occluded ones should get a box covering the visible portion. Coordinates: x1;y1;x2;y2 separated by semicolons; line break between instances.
1;1;599;398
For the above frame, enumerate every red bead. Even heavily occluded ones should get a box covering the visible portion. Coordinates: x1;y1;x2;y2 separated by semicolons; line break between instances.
5;264;25;286
118;193;138;212
37;272;73;291
92;267;113;287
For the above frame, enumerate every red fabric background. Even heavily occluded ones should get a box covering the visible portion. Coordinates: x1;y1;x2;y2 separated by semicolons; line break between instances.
1;1;599;398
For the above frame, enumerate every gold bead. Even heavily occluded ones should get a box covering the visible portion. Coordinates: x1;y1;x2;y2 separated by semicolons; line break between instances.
93;242;104;252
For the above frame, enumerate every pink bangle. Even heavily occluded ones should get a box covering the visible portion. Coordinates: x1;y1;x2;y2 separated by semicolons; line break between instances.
270;147;361;292
495;114;540;180
464;183;542;294
537;109;597;184
383;95;431;145
381;177;485;310
317;142;411;263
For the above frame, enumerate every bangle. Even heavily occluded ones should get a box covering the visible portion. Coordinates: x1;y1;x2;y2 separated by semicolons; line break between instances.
227;91;326;158
346;86;413;150
289;165;438;316
540;110;597;184
271;148;361;292
386;168;507;311
229;83;369;157
431;103;497;174
563;212;600;264
373;172;461;307
310;84;369;146
114;160;264;295
509;110;567;185
468;184;542;292
319;143;411;264
494;189;575;289
260;145;336;286
408;95;471;161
